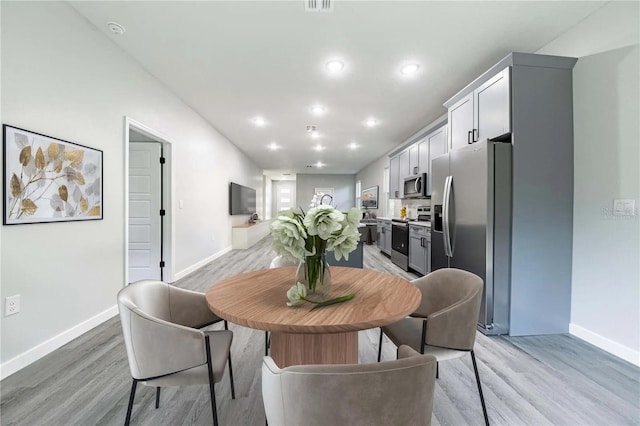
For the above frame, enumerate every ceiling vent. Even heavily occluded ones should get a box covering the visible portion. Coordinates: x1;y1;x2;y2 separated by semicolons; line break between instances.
306;125;317;132
305;0;334;12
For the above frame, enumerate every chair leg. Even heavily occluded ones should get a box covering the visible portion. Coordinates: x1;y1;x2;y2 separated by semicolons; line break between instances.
436;362;439;379
124;379;138;426
155;387;161;409
470;350;489;426
205;336;219;426
228;351;236;399
265;331;269;356
224;320;229;330
377;328;383;362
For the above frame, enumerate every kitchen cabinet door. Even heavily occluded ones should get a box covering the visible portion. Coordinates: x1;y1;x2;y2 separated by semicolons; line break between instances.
409;144;419;176
408;235;423;274
384;223;392;254
427;125;447;195
448;92;474;152
377;221;385;251
417;138;429;175
398;149;410;197
389;155;400;199
474;68;510;142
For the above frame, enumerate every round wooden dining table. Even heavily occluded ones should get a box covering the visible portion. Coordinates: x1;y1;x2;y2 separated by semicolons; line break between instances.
205;266;421;368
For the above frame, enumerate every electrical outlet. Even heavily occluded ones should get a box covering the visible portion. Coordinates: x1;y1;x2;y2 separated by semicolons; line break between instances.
5;295;20;316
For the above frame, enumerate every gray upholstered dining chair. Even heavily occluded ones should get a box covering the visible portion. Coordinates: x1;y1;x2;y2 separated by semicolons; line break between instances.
262;345;437;426
117;280;235;426
378;268;489;426
266;255;297;355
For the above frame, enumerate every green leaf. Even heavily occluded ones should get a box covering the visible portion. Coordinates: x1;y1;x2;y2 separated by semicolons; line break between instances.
310;294;355;310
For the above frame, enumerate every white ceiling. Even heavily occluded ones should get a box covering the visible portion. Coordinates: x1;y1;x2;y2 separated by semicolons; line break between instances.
70;1;605;174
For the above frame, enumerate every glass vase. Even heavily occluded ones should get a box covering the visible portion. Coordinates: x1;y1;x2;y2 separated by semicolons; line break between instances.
296;254;332;302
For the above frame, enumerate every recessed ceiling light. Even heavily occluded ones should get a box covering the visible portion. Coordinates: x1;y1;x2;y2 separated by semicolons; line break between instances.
311;131;320;139
325;60;345;73
268;142;279;151
311;105;325;115
348;142;359;150
316;161;325;168
107;21;126;36
400;63;420;76
314;144;324;152
253;116;266;127
365;118;378;128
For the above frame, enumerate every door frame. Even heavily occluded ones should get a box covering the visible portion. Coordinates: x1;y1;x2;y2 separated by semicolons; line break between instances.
124;117;174;285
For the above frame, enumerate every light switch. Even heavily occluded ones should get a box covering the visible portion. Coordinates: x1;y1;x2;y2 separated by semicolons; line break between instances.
179;200;184;209
613;199;635;216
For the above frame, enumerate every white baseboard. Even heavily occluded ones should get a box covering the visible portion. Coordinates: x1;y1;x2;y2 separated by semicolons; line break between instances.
570;323;640;366
173;246;232;282
0;305;118;380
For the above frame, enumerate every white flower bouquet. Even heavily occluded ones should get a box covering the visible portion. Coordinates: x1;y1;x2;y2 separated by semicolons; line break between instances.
270;205;361;306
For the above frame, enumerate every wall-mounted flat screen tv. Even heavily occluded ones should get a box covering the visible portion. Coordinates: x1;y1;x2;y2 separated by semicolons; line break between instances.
229;182;256;215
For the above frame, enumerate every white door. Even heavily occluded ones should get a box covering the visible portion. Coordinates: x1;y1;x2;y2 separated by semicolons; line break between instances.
272;180;296;214
129;142;162;282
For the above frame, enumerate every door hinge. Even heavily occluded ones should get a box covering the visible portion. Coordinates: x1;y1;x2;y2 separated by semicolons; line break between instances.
160;209;166;216
160;156;166;164
159;261;165;268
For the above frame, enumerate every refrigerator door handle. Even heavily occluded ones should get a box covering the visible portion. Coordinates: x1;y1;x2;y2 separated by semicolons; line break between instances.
442;176;453;257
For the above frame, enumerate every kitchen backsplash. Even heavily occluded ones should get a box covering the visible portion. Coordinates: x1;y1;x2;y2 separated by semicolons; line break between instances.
389;198;431;219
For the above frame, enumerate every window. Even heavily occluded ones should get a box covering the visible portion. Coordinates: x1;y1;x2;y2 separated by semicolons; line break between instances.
355;180;362;209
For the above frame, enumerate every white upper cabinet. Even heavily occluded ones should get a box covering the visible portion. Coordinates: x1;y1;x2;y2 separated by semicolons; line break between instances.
448;92;474;152
409;144;419;176
417;138;429;175
389;155;400;199
474;68;511;142
426;126;447;195
448;67;511;151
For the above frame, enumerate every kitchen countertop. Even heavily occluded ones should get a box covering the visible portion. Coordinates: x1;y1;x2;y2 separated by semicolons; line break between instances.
409;221;431;228
375;217;392;221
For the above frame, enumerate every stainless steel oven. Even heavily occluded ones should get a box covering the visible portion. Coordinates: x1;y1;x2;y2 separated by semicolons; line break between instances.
391;220;409;271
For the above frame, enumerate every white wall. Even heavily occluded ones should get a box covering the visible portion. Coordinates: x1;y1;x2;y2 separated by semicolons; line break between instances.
570;45;639;363
296;174;356;211
537;2;639;364
0;2;262;374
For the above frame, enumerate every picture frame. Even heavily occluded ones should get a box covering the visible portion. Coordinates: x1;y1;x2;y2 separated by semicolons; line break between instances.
361;186;378;209
3;125;103;225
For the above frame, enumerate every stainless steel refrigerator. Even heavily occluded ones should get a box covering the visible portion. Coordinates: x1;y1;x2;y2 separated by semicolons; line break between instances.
431;139;512;335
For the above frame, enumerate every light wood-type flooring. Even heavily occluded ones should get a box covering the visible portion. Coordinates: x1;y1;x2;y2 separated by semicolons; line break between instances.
1;238;639;425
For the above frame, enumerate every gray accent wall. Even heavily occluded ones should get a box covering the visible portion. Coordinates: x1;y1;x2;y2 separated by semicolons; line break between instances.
355;155;388;217
295;174;356;211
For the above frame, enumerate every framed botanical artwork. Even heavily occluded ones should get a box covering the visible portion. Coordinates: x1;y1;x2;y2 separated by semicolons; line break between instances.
362;186;378;209
3;125;103;225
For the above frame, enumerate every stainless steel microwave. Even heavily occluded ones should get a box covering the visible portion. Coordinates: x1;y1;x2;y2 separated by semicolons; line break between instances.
403;173;428;198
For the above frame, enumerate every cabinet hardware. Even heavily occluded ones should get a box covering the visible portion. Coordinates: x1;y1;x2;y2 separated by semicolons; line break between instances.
414;166;418;174
473;128;478;142
468;130;472;144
